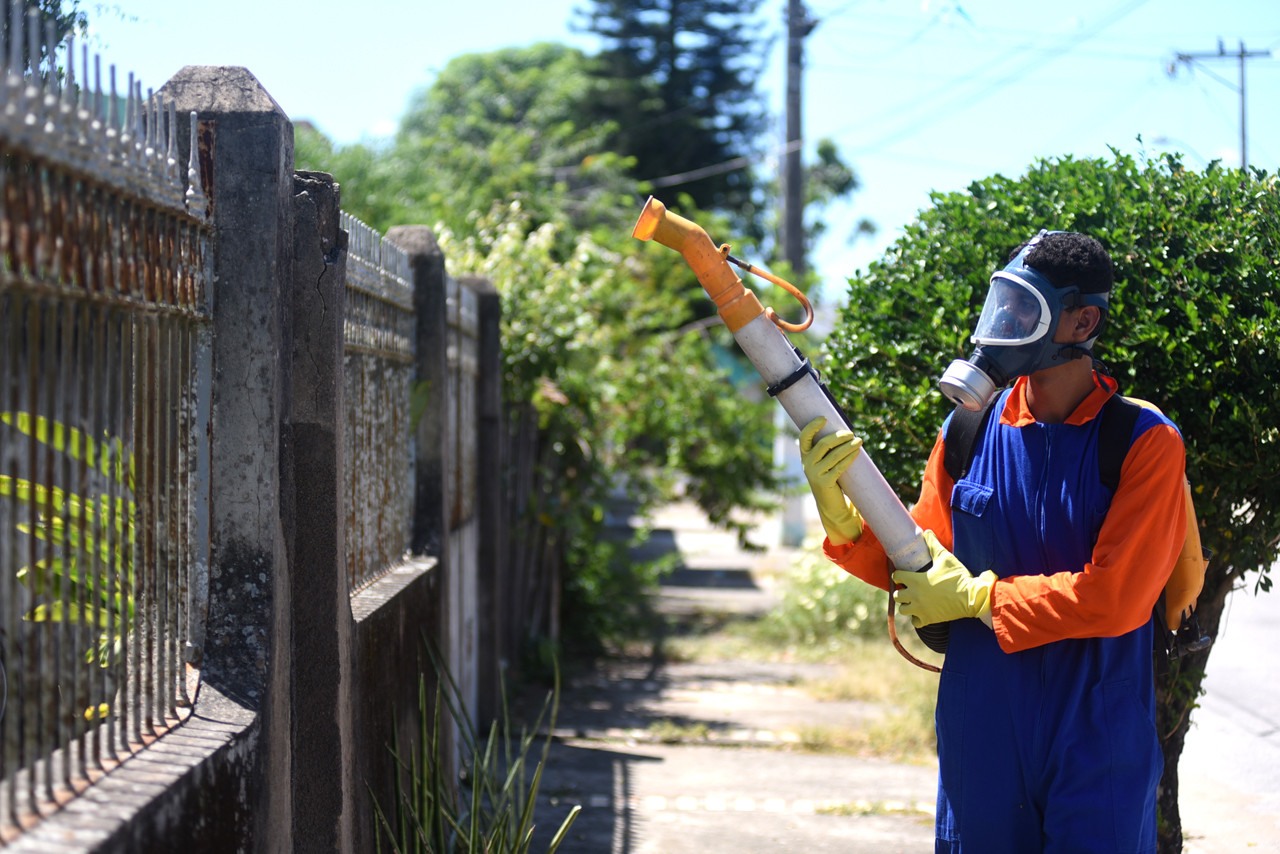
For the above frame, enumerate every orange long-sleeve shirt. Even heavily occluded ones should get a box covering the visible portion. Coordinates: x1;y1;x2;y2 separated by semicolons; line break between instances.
824;376;1187;653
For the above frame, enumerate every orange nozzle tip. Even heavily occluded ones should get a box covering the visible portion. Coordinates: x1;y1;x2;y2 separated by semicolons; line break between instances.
632;195;664;241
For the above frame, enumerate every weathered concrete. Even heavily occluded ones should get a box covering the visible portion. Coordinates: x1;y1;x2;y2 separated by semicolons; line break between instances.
288;171;353;853
354;224;451;854
161;65;295;854
3;63;512;854
349;558;439;854
385;225;449;559
470;274;505;724
7;687;259;854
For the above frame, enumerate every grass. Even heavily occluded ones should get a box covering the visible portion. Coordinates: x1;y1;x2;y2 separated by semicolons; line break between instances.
654;618;939;762
646;719;715;743
815;800;934;821
793;698;936;763
372;645;580;854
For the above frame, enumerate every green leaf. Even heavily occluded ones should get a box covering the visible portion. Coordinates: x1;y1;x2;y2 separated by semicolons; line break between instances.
0;412;134;489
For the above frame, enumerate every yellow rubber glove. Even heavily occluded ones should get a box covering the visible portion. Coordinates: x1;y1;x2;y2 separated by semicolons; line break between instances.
891;531;997;628
799;417;864;544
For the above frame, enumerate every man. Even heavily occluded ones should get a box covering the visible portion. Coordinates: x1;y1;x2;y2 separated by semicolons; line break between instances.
800;231;1187;853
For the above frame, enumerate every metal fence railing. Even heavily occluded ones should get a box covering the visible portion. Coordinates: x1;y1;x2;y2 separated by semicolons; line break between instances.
0;3;210;838
341;213;415;592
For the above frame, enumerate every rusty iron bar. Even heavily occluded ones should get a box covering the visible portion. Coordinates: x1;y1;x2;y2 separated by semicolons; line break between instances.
0;2;212;837
0;1;202;220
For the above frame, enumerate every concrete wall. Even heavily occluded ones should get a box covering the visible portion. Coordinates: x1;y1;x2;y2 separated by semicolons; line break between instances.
6;66;510;854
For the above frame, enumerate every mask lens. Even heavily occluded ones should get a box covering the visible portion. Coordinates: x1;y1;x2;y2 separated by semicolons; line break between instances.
972;275;1050;345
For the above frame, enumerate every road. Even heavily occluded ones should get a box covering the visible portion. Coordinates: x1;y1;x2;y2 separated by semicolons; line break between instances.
1179;581;1280;853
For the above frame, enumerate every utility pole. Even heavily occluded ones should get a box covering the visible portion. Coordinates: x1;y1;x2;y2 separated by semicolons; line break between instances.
779;0;817;548
783;0;817;279
1172;40;1271;169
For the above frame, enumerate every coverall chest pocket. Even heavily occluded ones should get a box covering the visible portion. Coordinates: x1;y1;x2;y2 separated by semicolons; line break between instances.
951;480;996;576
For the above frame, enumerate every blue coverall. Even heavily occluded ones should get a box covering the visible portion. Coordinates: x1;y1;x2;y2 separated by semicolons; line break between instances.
936;388;1175;853
826;375;1187;853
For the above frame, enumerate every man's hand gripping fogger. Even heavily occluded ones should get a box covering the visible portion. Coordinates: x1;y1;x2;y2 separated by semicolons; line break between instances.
800;418;995;631
799;417;864;545
892;531;996;629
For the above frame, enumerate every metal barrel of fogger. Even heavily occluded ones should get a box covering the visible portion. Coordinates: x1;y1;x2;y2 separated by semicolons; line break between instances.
631;195;935;577
734;314;931;573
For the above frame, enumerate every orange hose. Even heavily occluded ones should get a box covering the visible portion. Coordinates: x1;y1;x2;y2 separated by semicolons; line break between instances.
888;591;941;673
723;253;814;333
633;196;813;334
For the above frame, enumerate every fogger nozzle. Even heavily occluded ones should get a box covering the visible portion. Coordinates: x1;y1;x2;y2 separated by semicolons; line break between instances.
632;196;766;333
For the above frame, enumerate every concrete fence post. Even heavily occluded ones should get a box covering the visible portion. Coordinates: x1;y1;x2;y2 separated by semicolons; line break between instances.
289;171;354;852
467;276;505;722
161;65;297;852
385;226;450;561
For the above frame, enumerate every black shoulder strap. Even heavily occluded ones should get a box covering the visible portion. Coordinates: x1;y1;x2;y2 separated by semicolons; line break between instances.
943;397;998;482
1097;395;1142;492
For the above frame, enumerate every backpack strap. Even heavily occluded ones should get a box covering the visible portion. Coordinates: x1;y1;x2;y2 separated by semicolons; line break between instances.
1094;395;1195;668
1096;395;1143;492
943;396;999;483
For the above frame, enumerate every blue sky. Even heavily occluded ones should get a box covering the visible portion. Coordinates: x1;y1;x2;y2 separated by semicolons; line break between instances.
88;0;1279;293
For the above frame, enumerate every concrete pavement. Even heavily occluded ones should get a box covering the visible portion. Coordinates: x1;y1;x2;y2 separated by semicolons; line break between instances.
529;502;937;853
528;501;1280;853
1179;584;1280;853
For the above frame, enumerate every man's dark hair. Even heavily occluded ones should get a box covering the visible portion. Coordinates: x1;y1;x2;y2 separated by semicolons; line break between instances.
1009;232;1114;295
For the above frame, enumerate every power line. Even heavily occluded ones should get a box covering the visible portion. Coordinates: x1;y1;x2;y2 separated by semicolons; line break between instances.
811;44;1172;72
823;0;1153;154
645;139;803;188
639;1;1273;192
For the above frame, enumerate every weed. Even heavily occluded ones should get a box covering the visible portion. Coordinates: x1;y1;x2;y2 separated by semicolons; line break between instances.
372;644;580;854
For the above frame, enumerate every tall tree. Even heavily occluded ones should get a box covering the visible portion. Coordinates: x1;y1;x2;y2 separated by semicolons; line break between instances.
576;0;771;231
397;43;634;233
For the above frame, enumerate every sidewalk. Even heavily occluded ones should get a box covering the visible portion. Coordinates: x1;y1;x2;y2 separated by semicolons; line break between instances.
526;501;1280;854
529;502;938;853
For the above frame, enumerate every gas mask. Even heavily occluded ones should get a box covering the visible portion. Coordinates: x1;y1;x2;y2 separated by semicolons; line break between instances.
939;231;1110;411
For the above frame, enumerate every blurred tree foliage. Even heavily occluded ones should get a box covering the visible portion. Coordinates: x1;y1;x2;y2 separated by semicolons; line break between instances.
296;43;635;238
819;148;1279;854
436;202;777;650
0;0;85;68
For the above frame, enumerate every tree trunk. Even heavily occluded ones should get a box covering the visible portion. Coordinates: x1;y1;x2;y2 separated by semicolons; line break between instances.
1155;559;1241;854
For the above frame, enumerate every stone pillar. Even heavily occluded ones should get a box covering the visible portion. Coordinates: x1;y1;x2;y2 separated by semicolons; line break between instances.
160;66;296;854
381;223;454;776
386;225;449;562
289;171;354;852
467;275;504;723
